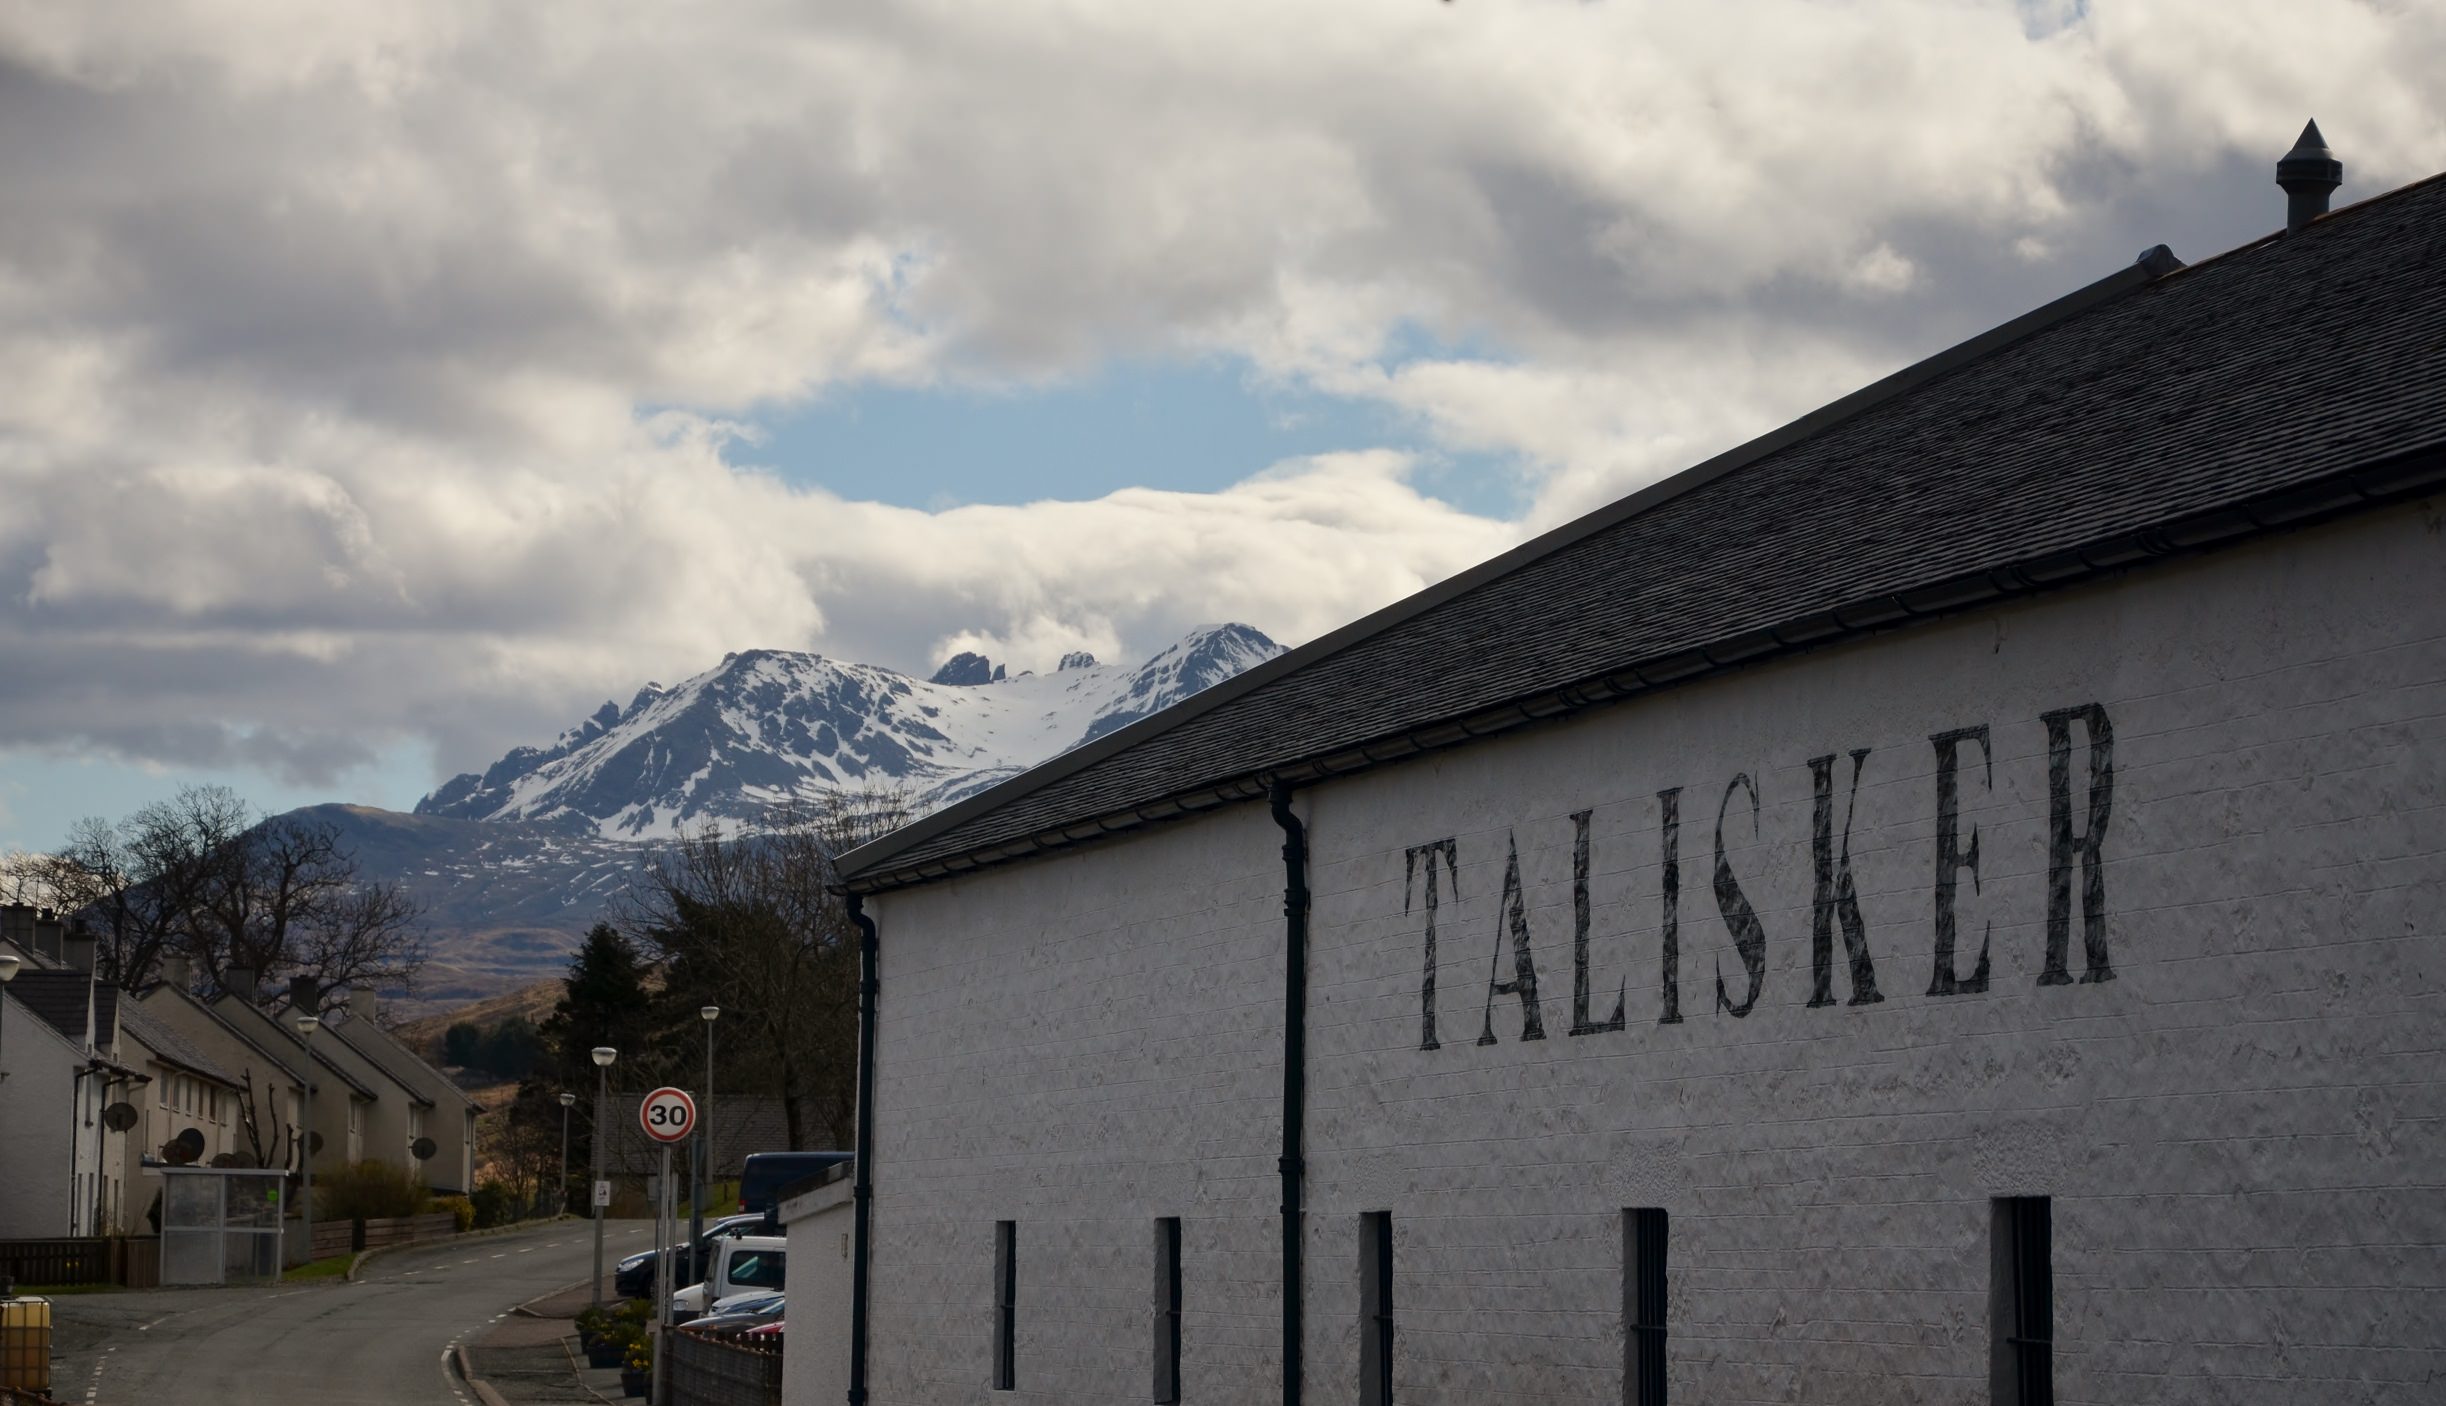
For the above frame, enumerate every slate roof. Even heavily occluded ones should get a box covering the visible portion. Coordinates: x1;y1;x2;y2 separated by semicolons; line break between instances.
10;970;97;1045
841;170;2446;893
141;986;310;1094
315;1017;435;1105
117;999;239;1086
208;995;382;1102
324;1013;450;1110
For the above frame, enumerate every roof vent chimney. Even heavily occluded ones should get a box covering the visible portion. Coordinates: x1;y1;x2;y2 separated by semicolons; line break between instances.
2277;120;2342;233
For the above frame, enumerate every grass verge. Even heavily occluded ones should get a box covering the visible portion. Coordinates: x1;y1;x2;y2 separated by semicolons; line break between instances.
284;1254;357;1283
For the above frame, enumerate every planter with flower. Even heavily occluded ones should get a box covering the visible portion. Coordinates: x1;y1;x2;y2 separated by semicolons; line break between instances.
619;1338;651;1398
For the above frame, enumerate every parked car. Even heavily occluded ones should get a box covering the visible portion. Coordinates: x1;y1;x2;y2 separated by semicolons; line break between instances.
669;1236;787;1321
741;1321;783;1340
682;1292;786;1335
614;1213;768;1299
738;1151;852;1227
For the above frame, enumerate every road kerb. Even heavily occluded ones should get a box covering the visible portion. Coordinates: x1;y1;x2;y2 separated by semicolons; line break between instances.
451;1343;515;1406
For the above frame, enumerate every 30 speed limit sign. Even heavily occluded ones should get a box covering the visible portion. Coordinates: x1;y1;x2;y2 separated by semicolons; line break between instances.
639;1086;697;1143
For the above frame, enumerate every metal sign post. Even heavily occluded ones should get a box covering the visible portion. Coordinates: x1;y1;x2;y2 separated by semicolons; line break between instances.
637;1087;696;1406
654;1143;672;1406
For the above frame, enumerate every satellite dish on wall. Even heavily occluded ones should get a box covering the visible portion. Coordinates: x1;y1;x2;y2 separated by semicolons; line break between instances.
210;1152;240;1168
164;1128;206;1165
306;1130;325;1154
102;1102;140;1132
411;1137;438;1161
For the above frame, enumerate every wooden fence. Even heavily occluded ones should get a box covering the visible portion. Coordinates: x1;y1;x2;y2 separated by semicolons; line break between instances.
292;1212;458;1259
0;1237;159;1289
669;1328;783;1406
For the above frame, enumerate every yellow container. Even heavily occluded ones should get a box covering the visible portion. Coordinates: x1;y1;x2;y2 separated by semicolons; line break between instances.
0;1297;51;1392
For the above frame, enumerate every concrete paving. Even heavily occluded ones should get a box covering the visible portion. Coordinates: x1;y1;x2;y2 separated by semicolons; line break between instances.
47;1218;656;1405
464;1280;631;1404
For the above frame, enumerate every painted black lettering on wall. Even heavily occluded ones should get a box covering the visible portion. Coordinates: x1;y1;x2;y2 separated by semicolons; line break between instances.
1656;787;1683;1026
1927;725;1993;997
1808;749;1883;1008
2040;704;2115;986
1712;774;1768;1018
1568;809;1627;1036
1405;837;1461;1051
1479;833;1548;1043
1396;700;2118;1051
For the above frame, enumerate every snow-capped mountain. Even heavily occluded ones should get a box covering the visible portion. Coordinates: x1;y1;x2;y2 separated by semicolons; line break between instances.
415;623;1284;839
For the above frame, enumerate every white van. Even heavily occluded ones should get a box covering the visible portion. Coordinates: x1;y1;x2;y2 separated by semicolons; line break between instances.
670;1235;787;1320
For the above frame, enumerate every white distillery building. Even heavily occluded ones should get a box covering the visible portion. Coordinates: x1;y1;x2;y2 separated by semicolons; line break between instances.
828;144;2445;1405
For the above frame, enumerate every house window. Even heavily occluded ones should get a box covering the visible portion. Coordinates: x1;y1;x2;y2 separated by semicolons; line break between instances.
1360;1212;1393;1406
1625;1209;1669;1405
1153;1218;1182;1403
992;1221;1017;1391
1993;1198;2053;1406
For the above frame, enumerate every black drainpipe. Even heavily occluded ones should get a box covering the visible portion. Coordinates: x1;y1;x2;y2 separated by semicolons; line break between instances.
846;892;881;1406
1268;782;1309;1406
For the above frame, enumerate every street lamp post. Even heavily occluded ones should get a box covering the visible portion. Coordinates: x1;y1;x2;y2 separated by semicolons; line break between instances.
692;1006;718;1265
557;1092;577;1216
0;953;21;1076
590;1046;617;1309
295;1015;321;1271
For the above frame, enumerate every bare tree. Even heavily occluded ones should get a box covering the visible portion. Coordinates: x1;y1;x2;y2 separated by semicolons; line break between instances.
231;1069;300;1172
51;787;249;987
623;786;907;1149
35;783;426;1000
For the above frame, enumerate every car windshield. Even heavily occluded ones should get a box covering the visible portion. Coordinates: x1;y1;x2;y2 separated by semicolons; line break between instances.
728;1252;786;1290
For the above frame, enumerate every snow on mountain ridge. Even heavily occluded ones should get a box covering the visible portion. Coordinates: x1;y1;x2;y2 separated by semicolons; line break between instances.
415;624;1285;839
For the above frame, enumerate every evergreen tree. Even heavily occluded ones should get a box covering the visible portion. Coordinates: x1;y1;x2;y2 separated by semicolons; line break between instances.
443;1021;481;1067
524;924;661;1204
538;923;658;1092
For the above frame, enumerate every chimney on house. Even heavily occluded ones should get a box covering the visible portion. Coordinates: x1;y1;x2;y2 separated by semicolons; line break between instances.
350;985;377;1021
61;920;96;975
225;966;259;1003
288;975;322;1017
32;911;65;964
1;904;35;961
2277;120;2342;233
160;953;195;993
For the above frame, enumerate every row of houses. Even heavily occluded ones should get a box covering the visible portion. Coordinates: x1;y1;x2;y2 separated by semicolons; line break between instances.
0;904;479;1240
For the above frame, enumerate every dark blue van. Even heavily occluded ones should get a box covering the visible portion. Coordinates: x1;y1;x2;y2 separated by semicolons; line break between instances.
739;1151;853;1226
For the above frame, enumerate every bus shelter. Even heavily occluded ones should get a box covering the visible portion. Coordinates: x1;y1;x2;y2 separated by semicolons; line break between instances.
157;1167;287;1286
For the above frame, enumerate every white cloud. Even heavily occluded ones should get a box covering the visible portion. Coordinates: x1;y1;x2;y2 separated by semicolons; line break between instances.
0;0;2440;803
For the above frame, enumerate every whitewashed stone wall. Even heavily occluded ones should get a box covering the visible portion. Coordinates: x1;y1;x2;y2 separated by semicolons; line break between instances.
867;804;1291;1405
863;499;2446;1405
783;1178;856;1406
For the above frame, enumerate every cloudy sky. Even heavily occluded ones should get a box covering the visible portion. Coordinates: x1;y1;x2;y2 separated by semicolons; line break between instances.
2;0;2441;850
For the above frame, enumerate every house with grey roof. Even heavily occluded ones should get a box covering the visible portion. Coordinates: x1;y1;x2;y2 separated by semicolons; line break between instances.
0;912;150;1237
137;972;315;1178
0;967;121;1239
323;987;482;1195
207;991;382;1173
110;999;248;1231
829;143;2446;1403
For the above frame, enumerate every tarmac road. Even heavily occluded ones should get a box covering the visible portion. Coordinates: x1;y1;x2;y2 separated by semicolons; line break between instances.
48;1219;656;1406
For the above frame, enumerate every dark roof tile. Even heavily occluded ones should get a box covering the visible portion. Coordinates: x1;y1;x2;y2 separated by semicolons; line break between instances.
844;172;2446;890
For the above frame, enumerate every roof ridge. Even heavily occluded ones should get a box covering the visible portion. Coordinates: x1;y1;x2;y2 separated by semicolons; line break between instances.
837;245;2181;884
2142;165;2446;288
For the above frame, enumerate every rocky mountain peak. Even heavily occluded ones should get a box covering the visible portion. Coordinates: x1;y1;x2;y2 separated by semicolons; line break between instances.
929;651;1004;686
416;624;1286;839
